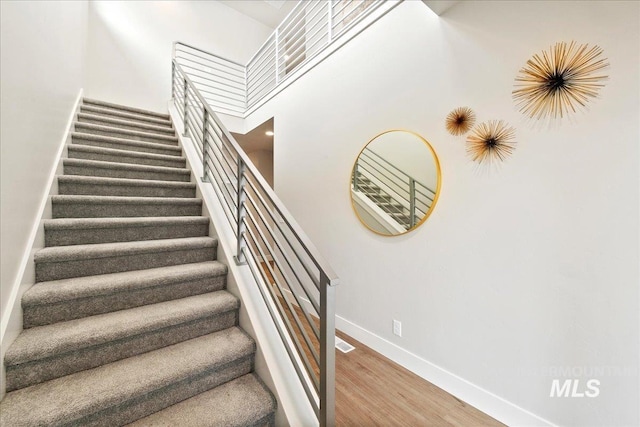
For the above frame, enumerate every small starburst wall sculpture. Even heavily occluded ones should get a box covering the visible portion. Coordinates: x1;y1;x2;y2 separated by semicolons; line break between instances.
513;41;609;120
445;107;476;136
466;120;516;164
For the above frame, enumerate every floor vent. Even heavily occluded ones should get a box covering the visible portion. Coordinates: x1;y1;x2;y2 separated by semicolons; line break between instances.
335;337;355;353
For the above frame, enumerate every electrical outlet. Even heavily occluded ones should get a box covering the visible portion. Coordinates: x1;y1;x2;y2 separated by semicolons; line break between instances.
393;320;402;337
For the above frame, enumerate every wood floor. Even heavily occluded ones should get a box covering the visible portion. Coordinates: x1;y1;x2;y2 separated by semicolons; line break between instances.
332;330;505;426
259;263;504;426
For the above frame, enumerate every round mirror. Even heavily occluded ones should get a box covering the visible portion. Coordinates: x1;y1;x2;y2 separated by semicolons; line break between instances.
350;130;441;236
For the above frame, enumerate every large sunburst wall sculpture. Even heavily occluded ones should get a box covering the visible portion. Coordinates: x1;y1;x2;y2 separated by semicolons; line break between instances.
446;107;476;136
513;41;609;120
466;120;517;164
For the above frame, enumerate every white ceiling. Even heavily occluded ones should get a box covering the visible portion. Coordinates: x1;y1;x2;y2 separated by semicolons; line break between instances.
219;0;297;29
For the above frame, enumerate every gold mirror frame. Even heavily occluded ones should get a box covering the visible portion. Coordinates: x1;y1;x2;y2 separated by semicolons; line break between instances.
350;130;442;237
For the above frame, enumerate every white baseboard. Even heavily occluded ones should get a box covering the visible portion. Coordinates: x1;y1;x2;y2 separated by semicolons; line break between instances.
335;315;556;427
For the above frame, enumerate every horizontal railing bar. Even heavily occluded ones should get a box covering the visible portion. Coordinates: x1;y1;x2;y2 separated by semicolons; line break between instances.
247;74;276;99
187;72;245;93
278;23;328;71
278;14;328;65
360;151;411;185
277;6;307;40
246;33;277;68
282;1;327;40
243;227;320;393
242;248;320;416
204;148;239;204
244;173;322;290
175;49;245;73
178;61;245;89
357;159;409;198
331;0;356;19
244;188;321;318
278;2;326;44
247;66;276;93
174;41;245;67
247;47;276;78
243;209;321;352
176;57;245;81
192;85;246;104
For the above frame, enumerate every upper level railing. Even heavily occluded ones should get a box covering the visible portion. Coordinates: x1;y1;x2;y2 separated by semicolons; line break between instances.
172;59;338;426
173;0;388;118
353;147;435;230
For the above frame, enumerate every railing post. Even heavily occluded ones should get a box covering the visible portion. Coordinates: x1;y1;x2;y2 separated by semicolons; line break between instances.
409;178;416;228
201;110;209;183
171;61;176;100
182;78;189;137
352;163;359;191
319;272;336;427
275;28;280;85
234;158;248;265
327;0;333;42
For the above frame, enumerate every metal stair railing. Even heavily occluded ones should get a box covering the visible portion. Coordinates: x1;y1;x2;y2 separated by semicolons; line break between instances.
353;147;436;230
172;59;338;427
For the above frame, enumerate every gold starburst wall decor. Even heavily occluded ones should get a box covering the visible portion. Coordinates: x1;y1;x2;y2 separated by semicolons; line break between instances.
466;120;516;164
513;41;609;120
445;107;476;136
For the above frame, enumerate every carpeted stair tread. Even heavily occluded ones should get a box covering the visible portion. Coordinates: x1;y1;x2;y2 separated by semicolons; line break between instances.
80;104;173;127
44;216;209;246
128;374;276;427
63;158;191;182
52;195;202;218
35;236;215;264
23;261;225;308
22;261;227;328
74;122;179;145
67;145;187;168
83;98;170;119
77;112;175;135
34;236;216;281
0;328;255;427
6;291;239;367
72;132;182;156
57;175;196;198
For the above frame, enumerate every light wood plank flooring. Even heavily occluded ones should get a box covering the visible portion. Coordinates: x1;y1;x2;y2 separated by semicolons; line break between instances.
260;263;504;426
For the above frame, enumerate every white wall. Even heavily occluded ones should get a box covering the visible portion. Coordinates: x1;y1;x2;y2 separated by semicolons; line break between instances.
84;1;274;113
247;150;275;188
243;1;639;426
0;0;87;342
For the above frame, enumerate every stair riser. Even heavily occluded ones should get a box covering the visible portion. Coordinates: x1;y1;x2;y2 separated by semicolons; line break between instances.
7;310;238;391
58;181;196;198
72;137;181;157
23;275;227;328
80;106;171;127
77;356;253;427
74;126;179;146
63;163;191;182
53;201;202;218
68;148;186;169
78;116;175;136
35;246;216;282
45;223;209;247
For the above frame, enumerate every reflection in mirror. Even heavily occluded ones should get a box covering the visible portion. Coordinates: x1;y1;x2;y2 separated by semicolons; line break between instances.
350;130;441;236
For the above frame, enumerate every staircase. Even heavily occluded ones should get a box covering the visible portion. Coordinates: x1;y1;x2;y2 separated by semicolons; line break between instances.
0;98;276;426
355;176;415;229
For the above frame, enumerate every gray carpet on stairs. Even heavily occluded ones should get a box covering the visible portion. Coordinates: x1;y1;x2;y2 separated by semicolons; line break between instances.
0;98;276;426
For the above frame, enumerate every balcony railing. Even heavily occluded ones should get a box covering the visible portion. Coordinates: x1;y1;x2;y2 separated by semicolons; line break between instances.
174;0;392;117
